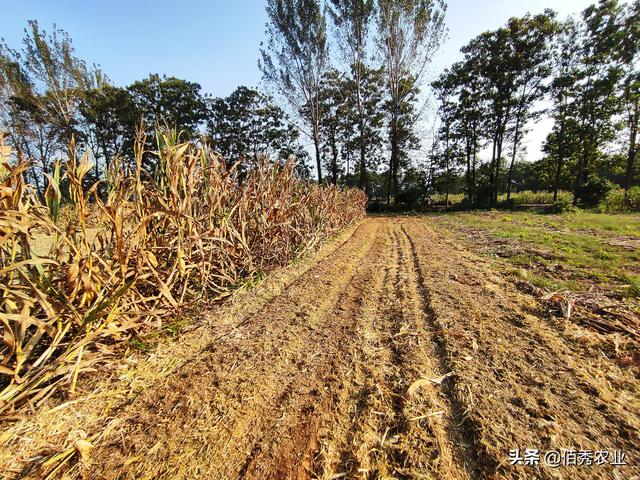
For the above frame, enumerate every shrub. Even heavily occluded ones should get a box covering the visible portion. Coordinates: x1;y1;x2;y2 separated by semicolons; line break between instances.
600;186;640;212
497;190;573;206
429;193;465;207
576;177;614;207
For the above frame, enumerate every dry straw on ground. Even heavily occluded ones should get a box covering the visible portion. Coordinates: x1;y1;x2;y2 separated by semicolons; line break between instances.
0;132;366;415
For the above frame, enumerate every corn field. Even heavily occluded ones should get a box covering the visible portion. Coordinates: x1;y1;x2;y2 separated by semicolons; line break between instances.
0;133;366;415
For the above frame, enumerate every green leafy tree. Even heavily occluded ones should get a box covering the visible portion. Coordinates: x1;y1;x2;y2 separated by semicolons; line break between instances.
543;18;583;202
619;0;640;204
432;71;465;205
207;86;303;171
126;74;207;171
260;0;329;183
572;0;624;205
128;74;207;139
503;12;557;201
319;70;350;184
0;20;101;195
328;0;376;190
317;66;386;187
79;84;138;181
432;59;485;206
376;0;446;204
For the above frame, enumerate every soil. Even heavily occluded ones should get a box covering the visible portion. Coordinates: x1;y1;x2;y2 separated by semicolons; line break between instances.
2;216;639;479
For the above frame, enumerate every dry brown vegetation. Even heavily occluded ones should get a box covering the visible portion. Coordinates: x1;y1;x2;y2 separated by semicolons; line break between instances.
0;132;366;416
2;216;638;479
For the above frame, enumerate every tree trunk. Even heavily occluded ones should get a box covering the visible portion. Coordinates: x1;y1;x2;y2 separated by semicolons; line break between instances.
387;116;398;206
573;142;588;207
494;129;504;206
359;119;367;193
345;147;350;178
624;97;638;207
330;132;338;185
465;138;472;204
355;62;367;193
506;116;522;201
444;123;450;208
471;121;477;206
489;131;498;208
553;116;567;203
313;130;322;184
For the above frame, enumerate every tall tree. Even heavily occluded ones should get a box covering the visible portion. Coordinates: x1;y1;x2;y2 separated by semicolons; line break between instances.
544;18;583;202
0;21;100;195
572;0;624;205
435;59;484;205
619;0;640;204
126;74;207;172
207;86;302;171
260;0;329;183
317;66;386;186
318;69;349;184
79;84;137;180
376;0;446;204
328;0;376;191
504;12;556;201
432;73;457;205
128;74;207;139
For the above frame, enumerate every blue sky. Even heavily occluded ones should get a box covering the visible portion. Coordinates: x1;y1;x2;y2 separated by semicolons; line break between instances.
3;0;269;96
3;0;597;159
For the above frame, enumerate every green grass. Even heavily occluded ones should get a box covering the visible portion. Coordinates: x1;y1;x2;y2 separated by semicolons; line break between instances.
431;210;640;300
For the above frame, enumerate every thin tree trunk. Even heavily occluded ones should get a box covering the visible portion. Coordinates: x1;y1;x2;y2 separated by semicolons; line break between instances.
471;121;478;206
506;116;522;201
313;129;322;184
357;66;367;192
624;98;638;207
444;121;450;208
387;115;397;206
553;115;567;203
489;131;498;208
494;128;504;206
330;132;338;185
465;139;472;204
346;147;350;178
573;140;589;207
359;121;367;192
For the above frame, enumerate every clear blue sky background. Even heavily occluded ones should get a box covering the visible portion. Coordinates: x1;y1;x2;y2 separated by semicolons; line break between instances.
3;0;597;159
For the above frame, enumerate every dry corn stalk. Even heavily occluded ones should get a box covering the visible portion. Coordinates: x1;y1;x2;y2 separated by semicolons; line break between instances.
0;132;366;414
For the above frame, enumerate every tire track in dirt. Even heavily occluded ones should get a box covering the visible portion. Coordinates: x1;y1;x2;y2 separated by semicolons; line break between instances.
84;219;384;480
239;219;391;480
399;222;495;478
309;219;471;479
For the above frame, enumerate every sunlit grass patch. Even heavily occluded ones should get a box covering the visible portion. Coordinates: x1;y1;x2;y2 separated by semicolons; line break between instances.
432;210;640;300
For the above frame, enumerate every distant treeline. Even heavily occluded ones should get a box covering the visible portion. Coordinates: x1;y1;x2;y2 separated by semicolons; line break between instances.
430;0;639;210
0;21;308;197
1;1;638;210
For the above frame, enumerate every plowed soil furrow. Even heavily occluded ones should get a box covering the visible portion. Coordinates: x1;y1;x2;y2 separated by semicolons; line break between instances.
241;220;390;480
305;223;397;478
5;216;640;480
394;224;475;479
309;220;470;480
87;220;383;480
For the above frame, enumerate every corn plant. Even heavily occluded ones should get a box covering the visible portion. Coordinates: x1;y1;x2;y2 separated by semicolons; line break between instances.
0;132;366;414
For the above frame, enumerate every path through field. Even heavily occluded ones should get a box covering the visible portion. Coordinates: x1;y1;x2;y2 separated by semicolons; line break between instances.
4;217;639;479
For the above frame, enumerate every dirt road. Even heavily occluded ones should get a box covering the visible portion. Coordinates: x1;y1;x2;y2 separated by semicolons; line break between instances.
3;217;639;479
